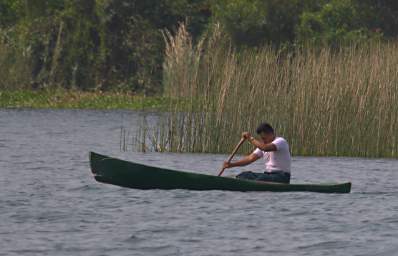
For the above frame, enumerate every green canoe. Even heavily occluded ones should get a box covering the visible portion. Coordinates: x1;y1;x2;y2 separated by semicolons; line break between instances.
89;152;351;193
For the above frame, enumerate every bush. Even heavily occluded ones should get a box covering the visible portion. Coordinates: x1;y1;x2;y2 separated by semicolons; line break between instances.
0;0;211;93
296;0;382;46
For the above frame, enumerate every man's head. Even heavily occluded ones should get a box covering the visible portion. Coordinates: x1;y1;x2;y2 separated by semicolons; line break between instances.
256;122;275;143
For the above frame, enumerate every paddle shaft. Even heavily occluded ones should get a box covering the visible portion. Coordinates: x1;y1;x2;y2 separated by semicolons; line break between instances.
218;138;246;176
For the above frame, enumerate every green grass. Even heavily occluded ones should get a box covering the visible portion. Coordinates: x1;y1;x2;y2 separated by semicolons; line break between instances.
0;89;169;110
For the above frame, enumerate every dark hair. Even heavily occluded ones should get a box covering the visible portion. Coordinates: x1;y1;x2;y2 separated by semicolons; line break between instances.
256;122;274;134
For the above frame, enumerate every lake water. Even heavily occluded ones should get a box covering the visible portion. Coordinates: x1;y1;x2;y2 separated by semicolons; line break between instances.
1;109;398;256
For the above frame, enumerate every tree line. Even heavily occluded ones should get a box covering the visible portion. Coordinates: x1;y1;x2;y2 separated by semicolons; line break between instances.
0;0;397;94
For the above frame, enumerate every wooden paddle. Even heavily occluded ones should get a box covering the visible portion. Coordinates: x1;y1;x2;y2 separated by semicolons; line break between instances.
218;137;246;176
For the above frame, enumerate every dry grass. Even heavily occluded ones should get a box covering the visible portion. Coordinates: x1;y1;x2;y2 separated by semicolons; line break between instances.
136;24;398;157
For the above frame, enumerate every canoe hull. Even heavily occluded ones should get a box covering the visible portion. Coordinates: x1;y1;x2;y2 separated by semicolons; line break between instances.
89;152;351;193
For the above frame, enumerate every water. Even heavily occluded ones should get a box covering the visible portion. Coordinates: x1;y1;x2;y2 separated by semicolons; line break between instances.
1;109;397;256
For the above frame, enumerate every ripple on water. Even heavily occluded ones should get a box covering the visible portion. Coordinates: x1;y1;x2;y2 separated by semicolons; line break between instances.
1;109;398;256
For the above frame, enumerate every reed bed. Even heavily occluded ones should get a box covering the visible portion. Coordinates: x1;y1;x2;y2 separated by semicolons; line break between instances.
135;24;398;158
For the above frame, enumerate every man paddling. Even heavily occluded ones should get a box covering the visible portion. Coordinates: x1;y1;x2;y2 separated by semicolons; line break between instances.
223;122;291;183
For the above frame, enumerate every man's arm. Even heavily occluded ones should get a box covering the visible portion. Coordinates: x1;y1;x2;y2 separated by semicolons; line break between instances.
248;137;277;152
223;153;260;169
241;132;277;152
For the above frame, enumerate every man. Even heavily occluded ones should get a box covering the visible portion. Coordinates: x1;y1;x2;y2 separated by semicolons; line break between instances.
223;122;291;183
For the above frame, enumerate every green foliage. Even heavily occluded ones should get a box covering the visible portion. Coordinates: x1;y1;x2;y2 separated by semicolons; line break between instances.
212;0;305;46
0;0;211;93
212;0;265;46
0;30;31;89
0;0;17;26
356;0;398;38
94;0;211;94
58;0;100;89
94;0;165;93
0;0;398;93
210;0;327;47
297;0;382;45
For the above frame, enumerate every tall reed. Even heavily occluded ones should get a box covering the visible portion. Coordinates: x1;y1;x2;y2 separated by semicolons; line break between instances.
136;24;398;158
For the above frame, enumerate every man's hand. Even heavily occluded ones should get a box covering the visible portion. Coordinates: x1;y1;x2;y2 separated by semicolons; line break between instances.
223;161;232;169
242;131;251;140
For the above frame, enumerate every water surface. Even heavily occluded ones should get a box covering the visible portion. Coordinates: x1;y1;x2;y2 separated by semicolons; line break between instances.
1;109;397;256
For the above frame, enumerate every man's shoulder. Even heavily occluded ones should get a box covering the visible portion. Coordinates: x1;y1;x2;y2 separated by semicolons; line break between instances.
273;137;288;143
272;137;289;150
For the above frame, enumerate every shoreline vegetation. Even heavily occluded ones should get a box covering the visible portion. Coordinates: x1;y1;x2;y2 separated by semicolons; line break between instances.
3;23;398;159
134;24;398;158
2;2;398;158
0;89;168;110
